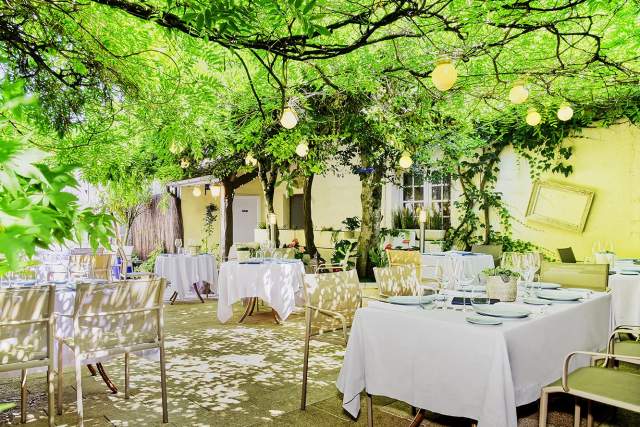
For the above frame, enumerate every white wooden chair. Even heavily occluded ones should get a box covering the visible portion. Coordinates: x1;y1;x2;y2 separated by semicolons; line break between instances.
300;270;361;410
56;278;168;426
0;285;55;426
373;265;420;297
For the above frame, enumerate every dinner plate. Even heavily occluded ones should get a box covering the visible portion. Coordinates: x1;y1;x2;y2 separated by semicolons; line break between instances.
523;297;552;305
457;285;486;293
466;316;502;326
51;280;68;285
473;304;531;318
524;282;561;290
536;290;583;301
620;270;640;276
386;295;435;305
15;280;37;286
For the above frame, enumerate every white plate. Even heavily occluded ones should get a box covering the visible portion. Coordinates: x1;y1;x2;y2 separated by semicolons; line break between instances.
523;297;552;305
525;282;561;290
473;305;531;318
620;270;640;276
466;316;502;325
536;290;583;301
386;295;435;305
457;285;486;293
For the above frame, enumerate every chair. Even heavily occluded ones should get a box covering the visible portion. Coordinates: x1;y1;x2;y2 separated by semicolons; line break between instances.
56;278;168;426
0;286;55;426
539;351;640;427
471;244;503;266
300;270;361;410
91;254;113;280
539;262;609;292
316;241;357;273
608;325;640;361
557;247;577;263
386;249;422;281
68;254;91;280
373;265;420;297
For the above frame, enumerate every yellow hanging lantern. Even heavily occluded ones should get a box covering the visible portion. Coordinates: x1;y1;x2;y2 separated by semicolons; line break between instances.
192;186;202;197
526;108;542;126
557;105;574;121
508;84;529;104
399;152;413;169
295;142;309;157
280;107;298;129
431;59;458;91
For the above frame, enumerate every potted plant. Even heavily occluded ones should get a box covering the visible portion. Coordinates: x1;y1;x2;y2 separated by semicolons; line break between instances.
482;267;520;302
424;209;446;241
342;216;360;238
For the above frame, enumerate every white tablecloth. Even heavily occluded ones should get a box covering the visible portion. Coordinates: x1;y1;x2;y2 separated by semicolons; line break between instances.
421;252;495;286
217;259;305;323
154;254;218;300
609;273;640;326
337;292;612;427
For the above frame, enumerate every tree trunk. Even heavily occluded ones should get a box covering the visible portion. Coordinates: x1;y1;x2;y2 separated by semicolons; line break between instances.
302;174;316;257
356;170;383;279
222;180;235;258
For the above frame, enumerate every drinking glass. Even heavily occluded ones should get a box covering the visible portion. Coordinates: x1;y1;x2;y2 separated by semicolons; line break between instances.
174;238;183;254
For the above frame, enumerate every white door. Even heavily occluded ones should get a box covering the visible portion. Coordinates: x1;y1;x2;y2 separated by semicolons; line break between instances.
233;196;259;243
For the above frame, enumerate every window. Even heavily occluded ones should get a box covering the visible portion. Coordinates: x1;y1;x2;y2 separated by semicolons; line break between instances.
402;172;451;227
289;194;304;229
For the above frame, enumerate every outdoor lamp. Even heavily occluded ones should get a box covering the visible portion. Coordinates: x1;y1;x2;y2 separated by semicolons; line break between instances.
280;107;298;129
210;185;221;197
399;152;413;169
526;108;542;126
245;152;258;166
557;104;574;121
295;142;309;157
431;59;457;91
508;84;529;104
419;209;428;224
268;212;277;225
192;186;202;197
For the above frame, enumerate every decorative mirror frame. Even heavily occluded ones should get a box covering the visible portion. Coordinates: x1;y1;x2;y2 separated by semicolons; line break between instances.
525;181;595;233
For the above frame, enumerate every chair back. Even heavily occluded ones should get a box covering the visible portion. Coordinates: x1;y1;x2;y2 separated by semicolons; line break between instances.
373;265;420;297
72;278;164;354
0;285;54;368
68;254;91;279
557;247;577;263
471;244;503;265
236;250;251;262
303;270;361;335
386;249;422;280
91;254;113;280
539;262;609;291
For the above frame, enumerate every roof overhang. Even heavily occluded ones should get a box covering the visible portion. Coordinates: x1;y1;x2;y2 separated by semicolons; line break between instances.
167;175;220;187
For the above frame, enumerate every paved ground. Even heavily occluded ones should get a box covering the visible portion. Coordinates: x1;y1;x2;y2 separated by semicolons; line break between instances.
0;297;637;426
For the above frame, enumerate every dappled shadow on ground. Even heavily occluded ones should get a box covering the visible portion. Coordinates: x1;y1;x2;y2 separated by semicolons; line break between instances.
0;298;638;426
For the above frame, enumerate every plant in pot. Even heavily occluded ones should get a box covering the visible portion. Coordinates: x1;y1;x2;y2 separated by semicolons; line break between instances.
342;216;360;238
424;208;446;241
481;267;521;302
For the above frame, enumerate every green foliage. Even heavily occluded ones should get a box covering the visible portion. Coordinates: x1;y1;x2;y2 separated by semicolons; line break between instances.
331;239;355;265
368;245;388;268
136;246;164;272
341;216;360;231
482;267;521;279
391;207;419;229
0;80;114;273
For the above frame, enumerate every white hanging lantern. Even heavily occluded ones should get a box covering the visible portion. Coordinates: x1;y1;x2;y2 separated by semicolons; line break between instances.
431;59;458;91
526;108;542;126
192;186;202;197
508;84;529;104
245;153;258;166
295;142;309;157
557;105;574;121
280;107;298;129
180;158;190;168
399;152;413;169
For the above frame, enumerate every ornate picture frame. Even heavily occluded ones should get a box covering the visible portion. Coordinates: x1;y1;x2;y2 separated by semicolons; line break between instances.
525;181;595;233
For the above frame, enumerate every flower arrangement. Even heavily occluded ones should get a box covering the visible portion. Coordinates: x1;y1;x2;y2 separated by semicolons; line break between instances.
287;238;306;260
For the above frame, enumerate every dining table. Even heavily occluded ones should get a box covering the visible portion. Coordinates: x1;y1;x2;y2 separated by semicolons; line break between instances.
154;254;218;303
216;258;305;324
609;259;640;326
421;251;495;286
337;289;612;427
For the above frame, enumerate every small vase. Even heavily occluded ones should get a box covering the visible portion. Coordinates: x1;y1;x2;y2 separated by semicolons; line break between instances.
486;276;518;302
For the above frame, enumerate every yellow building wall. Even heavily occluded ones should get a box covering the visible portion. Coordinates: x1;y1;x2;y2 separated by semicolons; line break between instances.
493;121;640;259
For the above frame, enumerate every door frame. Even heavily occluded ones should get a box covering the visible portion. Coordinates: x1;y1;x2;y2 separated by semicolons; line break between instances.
232;195;261;243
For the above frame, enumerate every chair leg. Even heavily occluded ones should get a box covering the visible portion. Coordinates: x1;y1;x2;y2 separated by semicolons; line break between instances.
300;316;312;410
574;397;581;427
159;346;168;423
47;368;55;427
587;400;593;427
539;390;549;427
124;352;130;399
74;358;84;427
20;369;27;424
56;340;63;415
366;393;373;427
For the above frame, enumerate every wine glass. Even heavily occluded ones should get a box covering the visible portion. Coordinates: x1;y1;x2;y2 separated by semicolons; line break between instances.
174;238;183;254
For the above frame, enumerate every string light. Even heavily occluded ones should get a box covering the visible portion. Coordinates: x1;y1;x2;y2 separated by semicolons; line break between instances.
180;158;190;168
557;104;574;121
508;84;529;104
399;152;413;169
280;107;298;129
526;108;542;126
431;59;458;91
295;142;309;157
